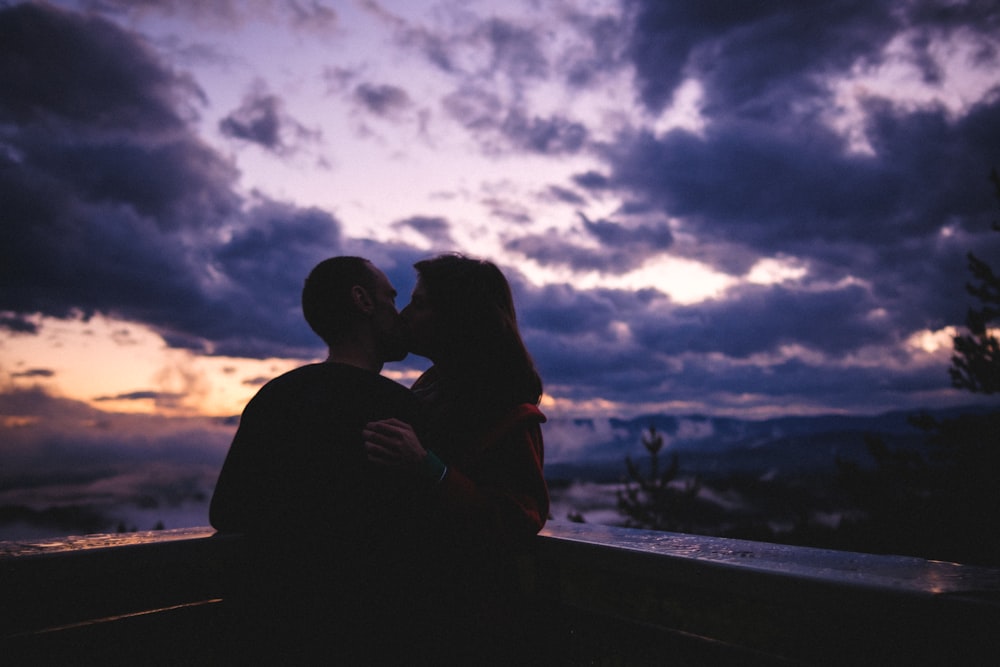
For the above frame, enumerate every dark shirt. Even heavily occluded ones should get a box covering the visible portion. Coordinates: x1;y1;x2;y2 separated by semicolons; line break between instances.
208;362;421;662
210;362;420;537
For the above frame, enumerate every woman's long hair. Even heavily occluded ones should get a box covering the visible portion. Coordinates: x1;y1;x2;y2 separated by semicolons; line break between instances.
414;254;542;420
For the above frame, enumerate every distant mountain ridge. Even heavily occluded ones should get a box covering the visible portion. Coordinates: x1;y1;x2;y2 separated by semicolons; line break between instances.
544;403;998;483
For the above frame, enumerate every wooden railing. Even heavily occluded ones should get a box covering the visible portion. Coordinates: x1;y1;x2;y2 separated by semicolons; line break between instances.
3;521;999;665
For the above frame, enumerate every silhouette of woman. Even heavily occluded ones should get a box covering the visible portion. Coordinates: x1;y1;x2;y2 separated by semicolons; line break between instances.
363;253;548;665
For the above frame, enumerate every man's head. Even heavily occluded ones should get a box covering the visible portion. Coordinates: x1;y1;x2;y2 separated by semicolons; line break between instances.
302;257;407;363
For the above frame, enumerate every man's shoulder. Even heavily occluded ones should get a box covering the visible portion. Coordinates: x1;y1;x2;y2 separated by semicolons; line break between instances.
315;362;412;394
258;362;413;403
260;362;380;387
237;362;418;431
250;363;323;395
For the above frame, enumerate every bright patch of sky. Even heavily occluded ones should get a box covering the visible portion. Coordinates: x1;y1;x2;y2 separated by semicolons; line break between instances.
907;326;958;354
652;79;707;137
2;315;302;417
746;257;808;286
826;27;1000;155
523;255;735;304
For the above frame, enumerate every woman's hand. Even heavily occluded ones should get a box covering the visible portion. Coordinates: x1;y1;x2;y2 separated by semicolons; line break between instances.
363;418;426;467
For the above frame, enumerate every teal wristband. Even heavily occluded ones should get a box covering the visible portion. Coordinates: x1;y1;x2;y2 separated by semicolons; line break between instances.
422;450;448;483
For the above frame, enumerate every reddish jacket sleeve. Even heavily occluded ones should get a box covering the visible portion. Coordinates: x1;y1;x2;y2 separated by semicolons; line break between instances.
434;404;549;538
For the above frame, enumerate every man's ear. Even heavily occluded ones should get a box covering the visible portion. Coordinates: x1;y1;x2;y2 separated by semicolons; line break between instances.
351;285;375;314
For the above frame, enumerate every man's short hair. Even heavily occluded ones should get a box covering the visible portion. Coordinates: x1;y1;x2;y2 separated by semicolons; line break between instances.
302;256;376;346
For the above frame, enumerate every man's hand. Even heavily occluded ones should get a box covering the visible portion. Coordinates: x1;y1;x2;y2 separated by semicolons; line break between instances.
363;418;426;467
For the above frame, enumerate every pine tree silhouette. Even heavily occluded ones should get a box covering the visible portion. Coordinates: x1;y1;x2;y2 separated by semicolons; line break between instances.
950;168;1000;393
617;425;701;532
838;169;1000;566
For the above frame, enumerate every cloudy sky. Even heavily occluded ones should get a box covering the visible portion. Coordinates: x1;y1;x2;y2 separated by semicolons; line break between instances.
3;0;1000;505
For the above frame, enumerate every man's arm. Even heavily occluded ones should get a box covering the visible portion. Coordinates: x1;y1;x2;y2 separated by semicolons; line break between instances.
210;396;274;533
363;406;549;538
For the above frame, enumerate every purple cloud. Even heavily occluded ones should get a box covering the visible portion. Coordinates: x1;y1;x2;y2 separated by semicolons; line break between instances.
220;87;318;154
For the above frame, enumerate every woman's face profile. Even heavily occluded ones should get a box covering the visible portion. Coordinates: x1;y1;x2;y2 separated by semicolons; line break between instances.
401;279;440;359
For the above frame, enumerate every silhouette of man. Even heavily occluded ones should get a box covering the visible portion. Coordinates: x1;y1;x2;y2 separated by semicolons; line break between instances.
209;256;420;663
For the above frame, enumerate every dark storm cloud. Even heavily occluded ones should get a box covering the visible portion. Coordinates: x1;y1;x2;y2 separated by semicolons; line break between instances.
219;87;318;154
513;278;953;413
612;0;1000;267
603;122;890;261
220;93;283;148
505;212;673;274
622;0;902;118
633;282;892;359
1;5;238;323
580;213;673;250
518;282;632;336
0;3;415;361
513;247;979;413
615;0;1000;261
598;94;1000;329
505;233;622;273
515;280;670;395
631;353;948;413
573;171;613;191
527;330;650;396
559;0;1000;413
0;2;198;132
